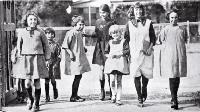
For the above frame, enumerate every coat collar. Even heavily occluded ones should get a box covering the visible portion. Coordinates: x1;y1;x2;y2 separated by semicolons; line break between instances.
131;17;146;27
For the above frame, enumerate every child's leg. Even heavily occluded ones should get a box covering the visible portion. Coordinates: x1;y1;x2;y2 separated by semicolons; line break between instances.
25;79;34;110
109;74;116;102
32;79;41;111
70;74;85;102
169;77;180;109
45;78;50;102
97;65;105;100
50;75;58;99
21;79;27;102
116;75;122;102
107;74;112;99
141;75;149;102
134;76;142;104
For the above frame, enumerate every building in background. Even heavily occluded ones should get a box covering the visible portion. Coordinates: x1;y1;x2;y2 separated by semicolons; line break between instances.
72;0;200;24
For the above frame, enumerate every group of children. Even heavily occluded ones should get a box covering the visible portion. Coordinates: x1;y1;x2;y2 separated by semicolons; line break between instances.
11;2;187;112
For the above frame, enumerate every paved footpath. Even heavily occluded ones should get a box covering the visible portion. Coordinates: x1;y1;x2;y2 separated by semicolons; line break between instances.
3;95;200;112
2;45;200;112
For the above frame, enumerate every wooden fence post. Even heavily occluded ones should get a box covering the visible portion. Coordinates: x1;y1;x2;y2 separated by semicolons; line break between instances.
187;20;190;45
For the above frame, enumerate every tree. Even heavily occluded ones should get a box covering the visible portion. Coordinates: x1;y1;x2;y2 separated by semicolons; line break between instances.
15;0;72;27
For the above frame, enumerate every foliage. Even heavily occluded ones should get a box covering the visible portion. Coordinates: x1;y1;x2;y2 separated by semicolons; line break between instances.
15;0;72;27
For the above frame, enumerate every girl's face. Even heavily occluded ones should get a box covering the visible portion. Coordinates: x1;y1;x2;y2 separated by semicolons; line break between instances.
99;10;109;20
169;12;178;26
46;32;54;40
134;8;143;19
75;21;84;31
111;30;121;41
27;15;38;28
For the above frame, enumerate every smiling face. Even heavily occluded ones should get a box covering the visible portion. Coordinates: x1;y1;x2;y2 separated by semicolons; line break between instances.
169;12;178;26
75;21;84;31
27;15;38;28
134;7;143;20
111;30;121;41
99;10;109;20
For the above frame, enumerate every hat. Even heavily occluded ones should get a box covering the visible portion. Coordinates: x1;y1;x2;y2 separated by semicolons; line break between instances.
100;4;110;13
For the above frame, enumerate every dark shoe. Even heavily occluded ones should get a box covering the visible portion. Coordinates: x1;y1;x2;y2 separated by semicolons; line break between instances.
171;100;178;110
45;96;50;102
53;88;58;99
76;96;85;102
70;97;76;102
99;89;105;101
70;96;85;102
137;98;143;107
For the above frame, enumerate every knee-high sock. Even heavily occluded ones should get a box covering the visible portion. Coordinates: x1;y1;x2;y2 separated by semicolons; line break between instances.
134;76;142;99
35;88;41;107
169;77;180;102
142;75;149;99
72;75;82;97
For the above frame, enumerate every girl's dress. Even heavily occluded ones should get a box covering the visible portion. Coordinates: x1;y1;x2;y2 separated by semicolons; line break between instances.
159;25;187;78
104;39;129;75
13;28;51;79
128;19;154;79
92;18;115;66
62;29;91;75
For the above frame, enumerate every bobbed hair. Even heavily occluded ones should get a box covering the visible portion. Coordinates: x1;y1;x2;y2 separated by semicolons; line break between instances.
45;27;55;37
166;9;179;21
22;11;40;27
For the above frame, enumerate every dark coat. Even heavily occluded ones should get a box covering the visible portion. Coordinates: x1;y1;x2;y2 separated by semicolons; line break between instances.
92;18;116;65
48;41;61;79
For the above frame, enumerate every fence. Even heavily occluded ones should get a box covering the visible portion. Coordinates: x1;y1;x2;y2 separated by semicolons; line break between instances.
34;21;200;47
0;0;16;110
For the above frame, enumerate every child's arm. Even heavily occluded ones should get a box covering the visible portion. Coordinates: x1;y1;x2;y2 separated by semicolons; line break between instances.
40;31;51;61
146;23;156;55
104;42;110;58
62;31;75;61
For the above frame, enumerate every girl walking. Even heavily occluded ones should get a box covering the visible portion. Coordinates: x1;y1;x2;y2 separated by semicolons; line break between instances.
159;9;187;110
62;15;91;102
124;2;156;107
92;4;116;100
14;11;51;112
104;25;129;105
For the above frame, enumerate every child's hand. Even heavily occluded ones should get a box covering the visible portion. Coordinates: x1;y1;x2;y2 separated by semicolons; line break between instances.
69;53;76;61
144;48;153;56
46;60;50;68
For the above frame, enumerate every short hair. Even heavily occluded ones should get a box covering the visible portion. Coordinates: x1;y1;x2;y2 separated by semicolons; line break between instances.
71;15;84;27
22;11;40;27
109;24;122;36
127;2;145;18
45;27;55;37
166;9;179;21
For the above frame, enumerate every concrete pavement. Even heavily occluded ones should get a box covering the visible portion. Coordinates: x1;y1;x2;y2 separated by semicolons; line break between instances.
2;44;200;112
